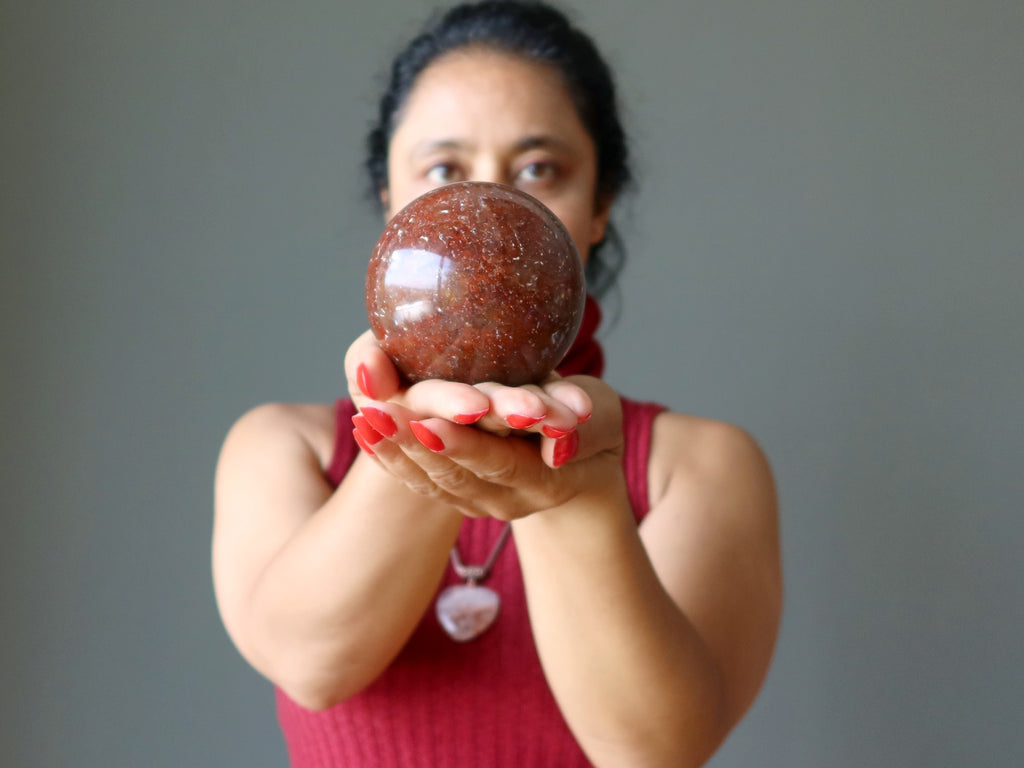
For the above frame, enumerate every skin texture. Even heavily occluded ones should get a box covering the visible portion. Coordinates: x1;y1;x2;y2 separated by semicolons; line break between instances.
213;48;782;768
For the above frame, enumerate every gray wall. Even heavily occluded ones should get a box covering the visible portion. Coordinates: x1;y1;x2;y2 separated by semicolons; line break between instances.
2;1;1021;766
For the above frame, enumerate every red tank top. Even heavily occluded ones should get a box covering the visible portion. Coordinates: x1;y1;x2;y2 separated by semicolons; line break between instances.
275;395;665;767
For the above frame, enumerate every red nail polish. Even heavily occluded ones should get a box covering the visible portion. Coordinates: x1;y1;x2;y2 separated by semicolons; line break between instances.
410;421;445;453
542;424;574;439
453;409;489;425
352;428;375;456
552;430;579;468
576;411;592;424
507;413;543;430
356;363;376;399
361;407;397;437
352;414;384;445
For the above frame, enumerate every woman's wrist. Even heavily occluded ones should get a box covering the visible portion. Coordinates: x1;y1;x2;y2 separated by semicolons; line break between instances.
513;459;633;547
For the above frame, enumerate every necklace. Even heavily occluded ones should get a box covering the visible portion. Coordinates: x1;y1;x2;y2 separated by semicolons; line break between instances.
435;523;512;642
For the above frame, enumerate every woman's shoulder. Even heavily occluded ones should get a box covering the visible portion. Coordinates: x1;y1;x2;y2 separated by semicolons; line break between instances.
221;401;338;472
646;409;776;517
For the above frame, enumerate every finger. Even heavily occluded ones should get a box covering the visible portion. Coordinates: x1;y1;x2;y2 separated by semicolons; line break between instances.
539;376;594;424
401;379;492;425
351;413;386;456
355;406;475;507
405;416;556;518
538;382;623;469
473;382;579;436
360;405;517;517
402;411;622;518
344;329;401;403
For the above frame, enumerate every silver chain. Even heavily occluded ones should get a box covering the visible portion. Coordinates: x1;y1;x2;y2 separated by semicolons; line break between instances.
449;523;512;585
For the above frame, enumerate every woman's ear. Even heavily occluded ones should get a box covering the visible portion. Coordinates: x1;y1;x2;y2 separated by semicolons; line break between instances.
589;195;614;245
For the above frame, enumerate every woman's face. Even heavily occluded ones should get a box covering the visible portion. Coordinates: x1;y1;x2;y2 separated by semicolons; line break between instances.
384;47;611;265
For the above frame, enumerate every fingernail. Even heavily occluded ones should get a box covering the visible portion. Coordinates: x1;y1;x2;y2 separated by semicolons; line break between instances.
410;421;445;453
507;413;543;430
552;430;579;468
352;428;375;456
541;424;574;439
352;414;384;445
356;363;376;399
576;410;592;424
361;407;397;438
453;409;489;425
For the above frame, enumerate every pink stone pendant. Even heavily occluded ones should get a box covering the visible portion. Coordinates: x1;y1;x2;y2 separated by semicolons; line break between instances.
435;584;500;642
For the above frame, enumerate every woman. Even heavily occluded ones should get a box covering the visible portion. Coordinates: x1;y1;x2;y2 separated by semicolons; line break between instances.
213;2;782;766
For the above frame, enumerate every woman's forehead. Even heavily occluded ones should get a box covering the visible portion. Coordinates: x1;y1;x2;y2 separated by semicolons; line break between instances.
392;49;588;149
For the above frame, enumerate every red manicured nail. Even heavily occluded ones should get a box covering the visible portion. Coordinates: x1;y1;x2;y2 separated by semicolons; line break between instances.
541;424;574;439
506;413;543;430
352;428;375;456
356;363;376;399
453;409;489;425
576;410;592;424
552;430;579;468
352;414;384;445
361;407;397;437
410;421;445;453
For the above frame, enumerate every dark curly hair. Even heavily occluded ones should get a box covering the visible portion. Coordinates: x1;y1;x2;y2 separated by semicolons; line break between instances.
365;1;632;299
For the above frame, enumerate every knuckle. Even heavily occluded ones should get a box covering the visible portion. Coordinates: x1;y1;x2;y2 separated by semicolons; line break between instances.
427;464;475;494
404;475;445;501
477;460;519;486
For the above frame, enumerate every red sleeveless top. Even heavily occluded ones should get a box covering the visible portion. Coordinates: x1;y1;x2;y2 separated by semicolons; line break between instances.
276;299;666;766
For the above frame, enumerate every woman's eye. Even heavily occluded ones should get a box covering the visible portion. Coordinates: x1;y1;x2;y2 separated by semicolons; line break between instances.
426;164;461;183
516;162;558;184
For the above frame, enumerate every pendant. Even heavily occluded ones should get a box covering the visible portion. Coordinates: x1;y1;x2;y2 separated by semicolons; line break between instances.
436;583;500;642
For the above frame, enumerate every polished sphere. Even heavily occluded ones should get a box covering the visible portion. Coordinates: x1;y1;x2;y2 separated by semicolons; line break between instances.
366;182;586;385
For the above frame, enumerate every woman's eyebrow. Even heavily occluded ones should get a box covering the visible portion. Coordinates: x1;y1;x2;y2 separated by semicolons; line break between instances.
410;136;573;158
515;135;573;153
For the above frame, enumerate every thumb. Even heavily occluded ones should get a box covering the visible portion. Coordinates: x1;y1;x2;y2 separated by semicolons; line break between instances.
344;329;402;403
540;380;623;469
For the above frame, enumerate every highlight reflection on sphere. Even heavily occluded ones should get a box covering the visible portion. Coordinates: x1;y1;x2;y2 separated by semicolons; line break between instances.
366;182;586;385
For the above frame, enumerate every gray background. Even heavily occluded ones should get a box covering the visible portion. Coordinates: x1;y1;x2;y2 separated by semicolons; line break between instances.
2;0;1021;766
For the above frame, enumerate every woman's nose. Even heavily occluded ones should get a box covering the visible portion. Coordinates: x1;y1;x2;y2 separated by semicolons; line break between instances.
470;160;509;187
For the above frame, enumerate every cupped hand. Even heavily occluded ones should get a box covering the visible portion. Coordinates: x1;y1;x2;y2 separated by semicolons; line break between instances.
351;385;623;520
343;330;624;520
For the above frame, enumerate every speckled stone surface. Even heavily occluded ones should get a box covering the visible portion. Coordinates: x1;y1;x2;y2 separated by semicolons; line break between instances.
366;182;586;385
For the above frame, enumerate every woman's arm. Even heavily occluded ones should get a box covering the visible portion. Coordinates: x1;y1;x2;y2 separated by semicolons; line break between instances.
212;402;465;710
513;410;782;768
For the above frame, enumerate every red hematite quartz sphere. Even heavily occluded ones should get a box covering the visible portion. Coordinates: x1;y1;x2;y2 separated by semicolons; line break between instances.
366;182;586;385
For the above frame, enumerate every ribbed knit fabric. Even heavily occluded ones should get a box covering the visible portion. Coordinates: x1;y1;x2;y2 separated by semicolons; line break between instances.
277;302;666;766
555;295;604;379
